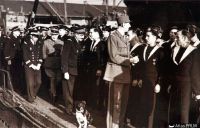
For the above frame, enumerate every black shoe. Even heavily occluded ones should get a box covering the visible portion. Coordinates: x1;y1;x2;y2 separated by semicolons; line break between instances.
65;109;73;115
52;96;56;105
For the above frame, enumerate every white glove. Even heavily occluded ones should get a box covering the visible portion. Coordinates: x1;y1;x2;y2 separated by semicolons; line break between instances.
64;72;69;80
29;64;38;70
154;84;161;93
196;95;200;100
35;64;41;70
8;60;12;65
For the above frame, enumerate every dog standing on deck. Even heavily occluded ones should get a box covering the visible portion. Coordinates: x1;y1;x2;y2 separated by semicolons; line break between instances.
75;101;93;128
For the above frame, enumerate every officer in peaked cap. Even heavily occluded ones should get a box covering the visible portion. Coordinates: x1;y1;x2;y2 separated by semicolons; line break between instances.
43;25;64;104
4;25;24;93
23;28;43;103
61;24;85;115
104;13;133;128
38;26;50;41
58;25;70;42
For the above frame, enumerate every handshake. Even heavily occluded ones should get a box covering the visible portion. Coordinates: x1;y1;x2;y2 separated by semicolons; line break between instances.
129;55;139;65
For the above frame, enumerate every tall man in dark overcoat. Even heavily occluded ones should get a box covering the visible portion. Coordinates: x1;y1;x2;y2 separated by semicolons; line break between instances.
61;27;85;115
4;26;24;92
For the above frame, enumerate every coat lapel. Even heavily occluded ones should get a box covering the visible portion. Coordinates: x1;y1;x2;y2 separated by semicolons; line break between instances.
172;46;180;65
130;43;141;53
143;45;148;61
147;45;160;60
179;45;196;64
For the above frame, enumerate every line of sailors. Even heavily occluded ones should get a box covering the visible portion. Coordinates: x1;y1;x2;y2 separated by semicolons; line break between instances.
125;25;200;127
0;22;200;127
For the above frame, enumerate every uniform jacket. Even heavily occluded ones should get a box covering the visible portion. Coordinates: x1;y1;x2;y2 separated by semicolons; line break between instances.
61;37;81;76
161;40;176;77
43;38;64;69
104;30;131;84
58;35;69;43
4;34;22;61
141;44;164;86
23;36;43;67
172;45;200;95
130;43;145;80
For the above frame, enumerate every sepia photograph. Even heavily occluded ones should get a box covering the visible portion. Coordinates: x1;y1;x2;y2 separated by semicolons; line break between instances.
0;0;200;128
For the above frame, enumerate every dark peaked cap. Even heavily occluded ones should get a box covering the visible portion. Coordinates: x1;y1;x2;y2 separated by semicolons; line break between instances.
74;27;85;34
51;28;59;35
37;26;49;31
58;25;69;30
29;27;41;36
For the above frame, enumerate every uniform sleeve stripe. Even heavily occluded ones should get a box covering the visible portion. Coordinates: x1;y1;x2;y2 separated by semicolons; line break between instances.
25;60;31;64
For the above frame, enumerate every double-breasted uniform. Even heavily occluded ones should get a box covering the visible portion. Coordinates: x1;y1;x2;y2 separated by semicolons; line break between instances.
23;36;43;102
104;30;131;128
4;34;24;92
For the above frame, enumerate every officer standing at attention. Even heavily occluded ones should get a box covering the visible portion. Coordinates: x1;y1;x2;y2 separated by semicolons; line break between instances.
58;25;69;42
23;28;43;103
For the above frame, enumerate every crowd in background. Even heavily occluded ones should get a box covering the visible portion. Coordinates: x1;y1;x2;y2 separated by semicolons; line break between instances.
0;14;200;127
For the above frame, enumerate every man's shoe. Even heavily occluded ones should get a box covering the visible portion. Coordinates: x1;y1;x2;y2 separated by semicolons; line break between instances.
65;109;73;115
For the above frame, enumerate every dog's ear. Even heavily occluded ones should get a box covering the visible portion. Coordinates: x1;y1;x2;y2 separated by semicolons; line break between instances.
82;101;86;105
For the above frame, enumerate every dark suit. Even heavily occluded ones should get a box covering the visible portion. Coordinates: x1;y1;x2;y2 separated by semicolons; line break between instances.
169;45;200;124
61;37;81;111
23;36;43;102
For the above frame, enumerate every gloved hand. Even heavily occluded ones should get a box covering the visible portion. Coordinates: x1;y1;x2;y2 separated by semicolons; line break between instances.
154;84;161;93
8;60;12;65
64;72;69;80
35;64;41;70
138;79;142;88
130;56;139;64
29;64;37;70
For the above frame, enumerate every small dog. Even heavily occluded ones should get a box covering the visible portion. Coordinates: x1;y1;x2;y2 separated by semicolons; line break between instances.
75;101;93;128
